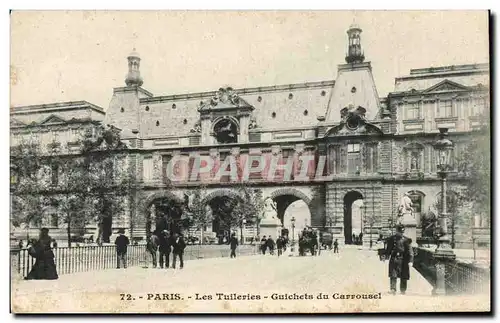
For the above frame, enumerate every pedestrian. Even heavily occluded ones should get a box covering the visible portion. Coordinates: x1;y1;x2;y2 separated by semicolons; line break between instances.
260;235;267;255
115;228;130;269
352;233;356;244
359;232;364;246
18;240;24;249
266;236;275;255
229;233;238;258
333;239;339;253
172;233;186;269
276;236;283;257
158;230;172;269
384;224;414;295
25;228;59;280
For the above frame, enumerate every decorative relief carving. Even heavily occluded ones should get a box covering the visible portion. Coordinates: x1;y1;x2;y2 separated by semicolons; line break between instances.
248;117;258;129
152;153;162;181
190;120;202;133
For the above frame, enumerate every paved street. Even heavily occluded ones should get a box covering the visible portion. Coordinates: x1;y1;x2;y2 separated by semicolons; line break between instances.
11;248;490;313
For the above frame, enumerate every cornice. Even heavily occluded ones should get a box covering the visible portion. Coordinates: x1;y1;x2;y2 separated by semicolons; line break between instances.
10;101;105;115
139;80;335;104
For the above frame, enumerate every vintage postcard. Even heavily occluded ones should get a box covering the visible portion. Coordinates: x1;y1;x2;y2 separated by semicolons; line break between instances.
9;10;491;314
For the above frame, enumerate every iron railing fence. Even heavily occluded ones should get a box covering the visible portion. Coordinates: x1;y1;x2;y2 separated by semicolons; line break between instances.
413;247;490;295
16;244;261;278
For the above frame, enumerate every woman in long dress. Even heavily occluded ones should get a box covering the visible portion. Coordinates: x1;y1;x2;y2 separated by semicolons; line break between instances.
25;228;59;280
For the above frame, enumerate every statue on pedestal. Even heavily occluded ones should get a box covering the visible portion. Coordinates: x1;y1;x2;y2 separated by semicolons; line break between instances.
397;192;415;225
261;198;278;221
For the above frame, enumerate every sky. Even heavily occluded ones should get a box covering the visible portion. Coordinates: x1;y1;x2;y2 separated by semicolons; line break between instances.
10;10;490;109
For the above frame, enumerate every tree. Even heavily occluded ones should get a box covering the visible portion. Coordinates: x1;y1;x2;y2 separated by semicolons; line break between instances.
455;120;490;228
78;124;132;244
231;185;264;243
11;140;50;239
184;185;213;244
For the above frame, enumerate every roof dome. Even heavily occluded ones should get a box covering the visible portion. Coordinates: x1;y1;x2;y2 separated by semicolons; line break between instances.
128;48;140;59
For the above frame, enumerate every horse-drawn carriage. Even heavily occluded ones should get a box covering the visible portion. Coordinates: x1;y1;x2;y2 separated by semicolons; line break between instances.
298;229;319;256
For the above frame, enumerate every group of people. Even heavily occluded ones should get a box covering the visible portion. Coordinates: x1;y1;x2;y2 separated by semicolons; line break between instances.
144;229;187;269
352;232;364;245
259;235;288;256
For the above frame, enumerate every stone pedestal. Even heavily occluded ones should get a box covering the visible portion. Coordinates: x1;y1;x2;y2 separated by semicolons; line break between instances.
401;214;418;247
259;218;282;240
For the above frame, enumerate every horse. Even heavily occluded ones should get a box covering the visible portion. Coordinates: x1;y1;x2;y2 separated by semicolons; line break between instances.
298;230;319;256
146;233;160;268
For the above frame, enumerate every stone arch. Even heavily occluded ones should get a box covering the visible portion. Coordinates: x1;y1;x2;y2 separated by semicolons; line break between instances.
267;187;313;237
201;188;244;205
268;187;312;205
202;188;244;243
141;190;184;215
343;190;364;244
140;190;185;236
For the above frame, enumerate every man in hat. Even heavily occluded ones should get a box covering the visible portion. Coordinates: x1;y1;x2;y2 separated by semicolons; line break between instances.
158;230;172;269
384;224;414;295
115;229;130;269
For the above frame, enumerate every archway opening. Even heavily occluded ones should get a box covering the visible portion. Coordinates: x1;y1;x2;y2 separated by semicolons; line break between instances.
146;197;184;236
344;191;364;245
272;194;312;242
207;195;240;244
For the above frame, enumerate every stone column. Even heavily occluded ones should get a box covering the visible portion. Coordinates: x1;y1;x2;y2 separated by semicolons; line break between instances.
201;115;212;145
238;113;250;143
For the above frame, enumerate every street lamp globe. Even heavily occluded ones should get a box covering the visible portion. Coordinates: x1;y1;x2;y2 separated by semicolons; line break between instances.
433;128;454;171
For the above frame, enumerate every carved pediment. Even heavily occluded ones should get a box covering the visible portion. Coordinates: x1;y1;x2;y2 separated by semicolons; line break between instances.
325;121;383;137
199;87;253;111
39;114;67;125
422;80;469;94
10;118;26;127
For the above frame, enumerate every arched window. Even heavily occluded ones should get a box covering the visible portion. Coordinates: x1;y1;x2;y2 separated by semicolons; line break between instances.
407;190;425;228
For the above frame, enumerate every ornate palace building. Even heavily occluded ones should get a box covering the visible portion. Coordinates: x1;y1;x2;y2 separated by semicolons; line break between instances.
10;24;490;247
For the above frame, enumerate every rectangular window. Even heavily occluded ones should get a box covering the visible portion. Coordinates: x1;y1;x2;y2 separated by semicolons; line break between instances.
471;98;486;117
50;213;59;228
347;144;361;174
51;164;59;186
52;131;59;142
329;146;342;174
364;144;378;173
406;103;420;120
438;100;454;118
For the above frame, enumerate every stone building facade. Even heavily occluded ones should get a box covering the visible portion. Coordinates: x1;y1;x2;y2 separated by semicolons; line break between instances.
10;24;490;246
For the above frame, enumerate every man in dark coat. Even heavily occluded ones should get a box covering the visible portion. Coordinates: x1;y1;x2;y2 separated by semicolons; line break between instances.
384;224;414;295
115;229;130;269
266;236;275;255
172;233;186;269
276;236;284;257
229;233;238;258
158;230;172;269
260;236;267;255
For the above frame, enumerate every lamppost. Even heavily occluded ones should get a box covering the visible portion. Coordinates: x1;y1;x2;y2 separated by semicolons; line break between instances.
432;127;456;295
291;216;296;252
241;218;246;245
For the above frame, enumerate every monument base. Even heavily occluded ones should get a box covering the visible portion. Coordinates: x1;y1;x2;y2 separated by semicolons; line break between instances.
401;215;418;247
259;220;281;240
